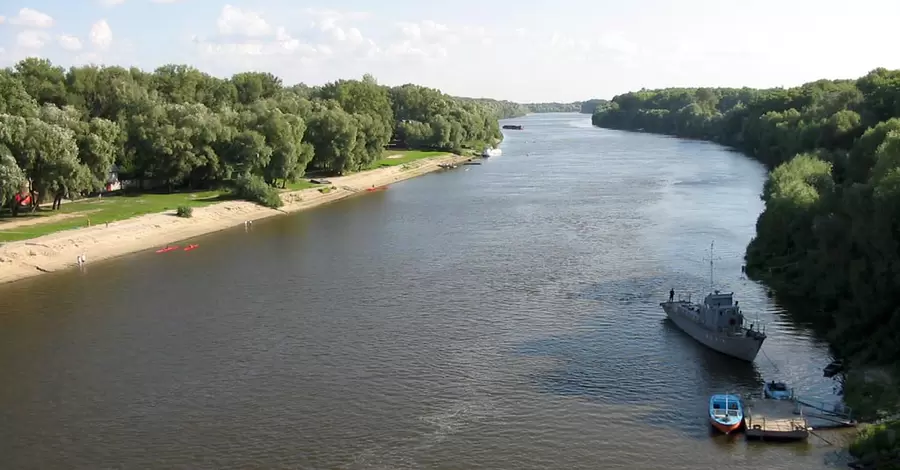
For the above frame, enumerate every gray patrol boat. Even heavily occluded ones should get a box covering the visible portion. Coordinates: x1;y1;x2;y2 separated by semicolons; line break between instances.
660;242;767;362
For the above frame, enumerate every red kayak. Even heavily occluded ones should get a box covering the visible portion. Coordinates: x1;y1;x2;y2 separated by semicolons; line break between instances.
155;246;179;253
366;185;389;192
183;244;199;252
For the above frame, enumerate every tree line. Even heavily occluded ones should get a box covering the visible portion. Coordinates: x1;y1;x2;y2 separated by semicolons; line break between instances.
459;98;588;119
591;69;900;463
0;58;507;211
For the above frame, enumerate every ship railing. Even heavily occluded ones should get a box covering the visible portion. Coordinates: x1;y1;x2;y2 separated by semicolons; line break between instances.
745;319;766;335
745;405;809;433
793;396;854;421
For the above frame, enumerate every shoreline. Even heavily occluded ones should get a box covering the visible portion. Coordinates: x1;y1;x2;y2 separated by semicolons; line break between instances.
0;154;471;286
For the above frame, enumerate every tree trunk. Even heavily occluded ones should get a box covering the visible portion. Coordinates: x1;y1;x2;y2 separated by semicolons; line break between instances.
28;189;38;213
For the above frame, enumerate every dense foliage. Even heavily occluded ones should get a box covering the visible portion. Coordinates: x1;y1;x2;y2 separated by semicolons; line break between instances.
592;69;900;463
525;101;582;113
458;98;584;119
0;58;505;212
579;99;609;115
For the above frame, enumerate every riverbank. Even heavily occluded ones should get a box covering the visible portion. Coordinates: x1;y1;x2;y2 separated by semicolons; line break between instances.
0;154;470;286
592;120;900;465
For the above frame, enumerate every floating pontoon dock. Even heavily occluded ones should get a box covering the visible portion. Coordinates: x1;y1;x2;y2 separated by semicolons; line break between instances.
743;398;810;441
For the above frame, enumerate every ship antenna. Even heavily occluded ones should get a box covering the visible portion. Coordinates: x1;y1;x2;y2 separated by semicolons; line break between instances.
704;240;722;292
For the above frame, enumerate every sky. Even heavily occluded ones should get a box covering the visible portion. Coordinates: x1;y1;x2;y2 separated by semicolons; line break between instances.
0;0;898;103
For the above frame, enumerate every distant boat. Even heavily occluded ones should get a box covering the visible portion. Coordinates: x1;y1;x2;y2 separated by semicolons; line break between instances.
763;381;793;400
155;246;179;253
366;185;388;192
709;394;744;434
482;147;502;158
184;244;199;251
502;124;524;130
823;360;844;378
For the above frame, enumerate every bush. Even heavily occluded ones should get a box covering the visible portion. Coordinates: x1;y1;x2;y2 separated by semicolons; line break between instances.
232;174;283;209
176;205;193;218
849;421;900;466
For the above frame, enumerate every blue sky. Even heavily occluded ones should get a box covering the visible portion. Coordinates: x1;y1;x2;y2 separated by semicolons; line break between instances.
1;0;898;102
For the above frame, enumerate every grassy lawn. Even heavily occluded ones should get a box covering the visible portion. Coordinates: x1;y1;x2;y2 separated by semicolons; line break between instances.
0;190;226;242
367;150;449;169
282;180;321;191
0;150;454;243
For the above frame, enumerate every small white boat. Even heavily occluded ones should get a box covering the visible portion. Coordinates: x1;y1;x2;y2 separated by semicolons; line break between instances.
482;147;502;158
763;381;793;400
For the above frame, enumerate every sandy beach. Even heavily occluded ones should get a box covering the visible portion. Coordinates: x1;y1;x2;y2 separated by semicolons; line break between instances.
0;154;471;286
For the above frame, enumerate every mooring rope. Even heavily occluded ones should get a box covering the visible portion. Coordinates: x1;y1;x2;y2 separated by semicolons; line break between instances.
761;348;780;373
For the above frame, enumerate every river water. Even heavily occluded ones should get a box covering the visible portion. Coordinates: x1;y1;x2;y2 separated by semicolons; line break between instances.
0;113;850;469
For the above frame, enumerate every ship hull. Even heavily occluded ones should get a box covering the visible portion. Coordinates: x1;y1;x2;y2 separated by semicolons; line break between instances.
661;302;764;362
710;418;742;434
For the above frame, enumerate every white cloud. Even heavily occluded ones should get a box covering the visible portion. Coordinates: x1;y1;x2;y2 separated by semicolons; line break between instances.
16;30;51;49
0;16;6;24
598;32;639;56
58;35;84;51
192;8;632;90
217;5;272;37
99;0;126;6
8;8;54;28
300;7;371;24
196;5;382;64
3;1;898;103
73;52;104;65
182;7;648;99
90;20;113;49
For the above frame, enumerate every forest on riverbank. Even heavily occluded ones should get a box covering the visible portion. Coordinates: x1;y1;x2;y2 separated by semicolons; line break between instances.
591;69;900;467
0;58;506;212
459;98;587;119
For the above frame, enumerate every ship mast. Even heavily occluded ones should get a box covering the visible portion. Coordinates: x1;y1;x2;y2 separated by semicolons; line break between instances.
704;240;722;292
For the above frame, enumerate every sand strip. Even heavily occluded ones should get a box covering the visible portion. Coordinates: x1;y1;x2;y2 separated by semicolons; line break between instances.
0;154;471;286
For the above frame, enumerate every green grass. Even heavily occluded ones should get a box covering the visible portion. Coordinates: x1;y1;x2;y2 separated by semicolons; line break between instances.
0;190;226;242
0;151;454;242
367;150;449;169
282;180;320;191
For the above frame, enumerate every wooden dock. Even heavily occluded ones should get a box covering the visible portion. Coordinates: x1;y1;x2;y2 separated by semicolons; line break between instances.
743;398;810;441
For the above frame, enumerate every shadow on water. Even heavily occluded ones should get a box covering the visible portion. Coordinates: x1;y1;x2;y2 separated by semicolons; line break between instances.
658;319;763;386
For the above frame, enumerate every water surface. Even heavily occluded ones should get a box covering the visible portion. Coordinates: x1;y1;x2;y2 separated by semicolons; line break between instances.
0;113;849;469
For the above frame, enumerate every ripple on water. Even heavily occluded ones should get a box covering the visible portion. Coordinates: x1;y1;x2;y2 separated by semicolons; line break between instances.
0;113;845;469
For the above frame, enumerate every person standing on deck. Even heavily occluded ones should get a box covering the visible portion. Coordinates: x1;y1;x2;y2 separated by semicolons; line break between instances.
669;288;675;302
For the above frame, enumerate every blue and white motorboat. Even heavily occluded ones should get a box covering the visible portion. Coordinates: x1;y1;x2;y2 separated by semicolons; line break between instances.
709;394;744;434
763;381;793;400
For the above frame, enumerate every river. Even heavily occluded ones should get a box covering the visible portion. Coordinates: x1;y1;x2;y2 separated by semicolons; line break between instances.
0;113;851;469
